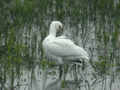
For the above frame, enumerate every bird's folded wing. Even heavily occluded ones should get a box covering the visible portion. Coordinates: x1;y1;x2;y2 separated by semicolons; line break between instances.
47;38;89;59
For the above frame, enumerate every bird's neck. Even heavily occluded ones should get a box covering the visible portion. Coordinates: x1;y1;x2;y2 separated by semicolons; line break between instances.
49;26;56;37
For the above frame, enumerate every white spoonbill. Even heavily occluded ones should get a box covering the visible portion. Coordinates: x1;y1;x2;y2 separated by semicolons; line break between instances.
42;21;89;90
42;21;89;64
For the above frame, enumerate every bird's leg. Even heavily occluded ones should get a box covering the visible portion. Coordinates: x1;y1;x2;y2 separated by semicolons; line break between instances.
59;65;63;79
63;64;68;81
59;65;67;88
73;64;78;81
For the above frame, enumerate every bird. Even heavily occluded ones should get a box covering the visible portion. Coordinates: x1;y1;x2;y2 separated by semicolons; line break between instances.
42;21;89;90
42;21;89;65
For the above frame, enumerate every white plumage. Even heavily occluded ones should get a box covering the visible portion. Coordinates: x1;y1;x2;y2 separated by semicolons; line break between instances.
42;21;89;64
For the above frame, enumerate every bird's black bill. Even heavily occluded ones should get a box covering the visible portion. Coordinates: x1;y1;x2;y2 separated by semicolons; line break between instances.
56;27;63;37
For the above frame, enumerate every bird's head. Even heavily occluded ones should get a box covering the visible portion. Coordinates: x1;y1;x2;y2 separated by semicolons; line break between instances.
49;21;63;36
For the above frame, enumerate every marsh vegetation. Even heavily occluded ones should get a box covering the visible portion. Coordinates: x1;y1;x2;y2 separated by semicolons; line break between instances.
0;0;120;90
